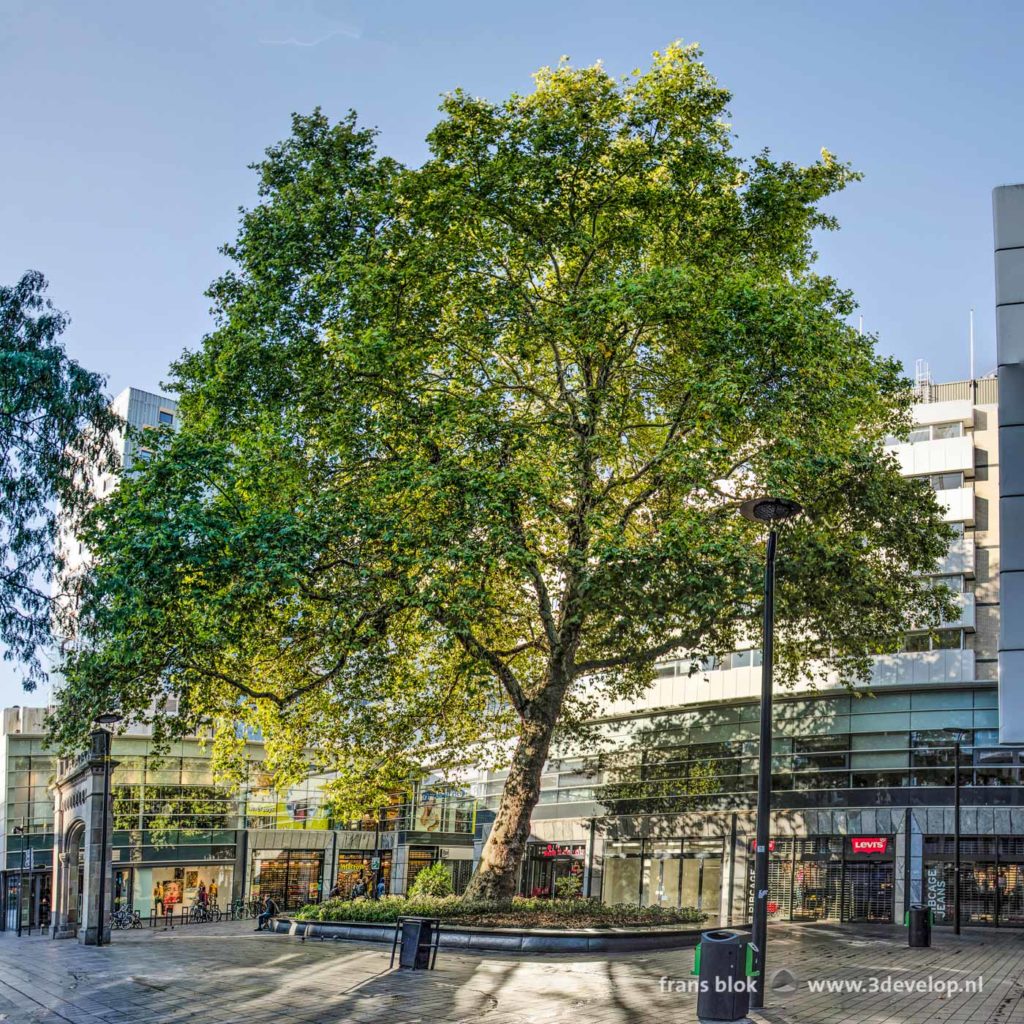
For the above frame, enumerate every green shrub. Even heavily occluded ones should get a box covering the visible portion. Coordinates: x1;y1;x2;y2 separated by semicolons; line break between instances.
554;874;583;899
293;893;705;929
407;861;454;898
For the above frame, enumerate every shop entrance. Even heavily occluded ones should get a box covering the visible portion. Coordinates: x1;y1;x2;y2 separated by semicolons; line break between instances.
523;842;586;898
747;835;893;923
843;862;894;922
792;860;842;921
924;836;1024;927
250;850;323;910
406;847;437;892
335;850;392;898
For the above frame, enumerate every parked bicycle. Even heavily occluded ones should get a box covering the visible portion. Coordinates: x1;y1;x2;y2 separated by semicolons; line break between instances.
189;903;222;924
111;907;142;929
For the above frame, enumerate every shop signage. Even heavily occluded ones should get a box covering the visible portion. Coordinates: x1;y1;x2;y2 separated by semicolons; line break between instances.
749;839;776;852
539;843;585;859
850;837;888;854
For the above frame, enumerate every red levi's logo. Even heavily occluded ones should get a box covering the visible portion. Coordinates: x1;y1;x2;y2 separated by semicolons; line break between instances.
850;837;888;854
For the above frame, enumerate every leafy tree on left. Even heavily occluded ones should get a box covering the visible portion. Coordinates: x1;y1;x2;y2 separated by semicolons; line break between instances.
0;271;119;687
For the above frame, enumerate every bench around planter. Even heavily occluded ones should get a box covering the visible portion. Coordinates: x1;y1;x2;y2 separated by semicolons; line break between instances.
271;915;706;953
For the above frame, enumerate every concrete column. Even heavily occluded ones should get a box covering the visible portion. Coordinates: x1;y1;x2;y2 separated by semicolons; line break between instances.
994;184;1024;741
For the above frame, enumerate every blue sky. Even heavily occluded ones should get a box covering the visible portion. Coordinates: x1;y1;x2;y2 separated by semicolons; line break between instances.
2;0;1023;705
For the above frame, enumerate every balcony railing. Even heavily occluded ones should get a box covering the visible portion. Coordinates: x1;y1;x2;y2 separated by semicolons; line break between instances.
890;435;975;477
936;536;975;576
936;486;975;525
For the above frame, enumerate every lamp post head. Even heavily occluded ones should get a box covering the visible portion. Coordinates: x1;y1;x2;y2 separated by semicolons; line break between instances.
93;711;122;729
740;497;802;525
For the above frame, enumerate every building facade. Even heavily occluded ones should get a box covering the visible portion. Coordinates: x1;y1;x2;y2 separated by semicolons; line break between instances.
0;706;476;934
3;383;476;937
474;374;1024;928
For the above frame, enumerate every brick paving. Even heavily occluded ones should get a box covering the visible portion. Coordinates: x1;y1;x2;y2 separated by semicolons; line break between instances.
0;918;1022;1023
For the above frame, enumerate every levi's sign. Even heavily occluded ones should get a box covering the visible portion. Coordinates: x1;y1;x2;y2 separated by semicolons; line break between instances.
850;837;888;854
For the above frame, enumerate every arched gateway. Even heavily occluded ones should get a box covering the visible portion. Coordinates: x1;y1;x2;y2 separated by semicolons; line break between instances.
50;732;116;943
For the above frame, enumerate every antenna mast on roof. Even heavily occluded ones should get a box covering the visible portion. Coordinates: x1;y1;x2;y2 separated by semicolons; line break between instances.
969;308;975;381
915;358;932;402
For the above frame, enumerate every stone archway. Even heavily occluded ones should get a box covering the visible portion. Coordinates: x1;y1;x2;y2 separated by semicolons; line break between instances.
59;821;86;937
50;733;116;944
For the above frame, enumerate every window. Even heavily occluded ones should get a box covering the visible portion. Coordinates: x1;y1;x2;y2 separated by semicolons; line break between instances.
933;629;963;650
729;649;763;669
927;472;964;490
137;448;153;463
655;664;676;679
903;630;963;652
931;575;964;593
158;410;174;426
886;422;964;444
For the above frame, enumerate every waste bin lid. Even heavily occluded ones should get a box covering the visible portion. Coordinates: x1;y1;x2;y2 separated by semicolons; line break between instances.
910;904;929;911
702;929;745;943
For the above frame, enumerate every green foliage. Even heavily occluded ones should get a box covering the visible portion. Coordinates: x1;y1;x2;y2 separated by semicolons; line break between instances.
0;271;119;688
554;874;583;899
53;44;954;889
295;894;705;928
408;861;454;898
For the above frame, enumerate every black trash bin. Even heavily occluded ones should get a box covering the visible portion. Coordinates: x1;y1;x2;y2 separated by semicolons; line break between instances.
692;929;756;1021
390;916;440;970
906;904;933;948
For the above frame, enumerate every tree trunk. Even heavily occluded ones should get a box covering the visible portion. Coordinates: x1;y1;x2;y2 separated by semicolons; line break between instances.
464;710;558;901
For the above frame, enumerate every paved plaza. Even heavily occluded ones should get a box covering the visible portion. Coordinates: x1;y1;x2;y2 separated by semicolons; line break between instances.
1;918;1023;1024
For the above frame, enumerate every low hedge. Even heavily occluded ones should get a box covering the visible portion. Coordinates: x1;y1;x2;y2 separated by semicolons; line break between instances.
293;894;706;929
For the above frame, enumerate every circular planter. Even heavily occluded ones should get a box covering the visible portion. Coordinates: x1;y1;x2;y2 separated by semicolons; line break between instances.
271;916;704;953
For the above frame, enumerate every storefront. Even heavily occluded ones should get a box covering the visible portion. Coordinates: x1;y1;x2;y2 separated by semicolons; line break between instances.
521;841;586;898
125;864;235;916
335;850;392;897
746;835;894;924
1;865;52;933
924;835;1024;927
249;849;324;910
601;838;724;921
110;828;239;916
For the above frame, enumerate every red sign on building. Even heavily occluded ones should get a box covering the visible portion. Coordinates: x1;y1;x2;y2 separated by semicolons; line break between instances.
850;837;888;854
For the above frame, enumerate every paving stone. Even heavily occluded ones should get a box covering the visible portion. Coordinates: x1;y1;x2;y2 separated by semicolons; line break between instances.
1;917;1023;1023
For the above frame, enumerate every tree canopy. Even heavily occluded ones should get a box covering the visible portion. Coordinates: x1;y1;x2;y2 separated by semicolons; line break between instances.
1;271;118;688
55;44;954;897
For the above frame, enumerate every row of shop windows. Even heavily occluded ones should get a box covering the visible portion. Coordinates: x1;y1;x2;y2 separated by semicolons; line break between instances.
1;841;469;930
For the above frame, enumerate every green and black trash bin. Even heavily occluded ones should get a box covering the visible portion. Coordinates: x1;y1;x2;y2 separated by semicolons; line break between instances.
906;905;933;948
390;916;441;970
692;929;757;1021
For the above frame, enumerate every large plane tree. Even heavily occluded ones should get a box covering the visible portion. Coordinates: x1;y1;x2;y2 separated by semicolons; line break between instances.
56;44;953;899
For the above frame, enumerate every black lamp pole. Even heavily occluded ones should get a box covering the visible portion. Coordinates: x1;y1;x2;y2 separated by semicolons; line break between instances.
93;712;122;947
13;822;26;938
943;728;966;935
740;497;801;1010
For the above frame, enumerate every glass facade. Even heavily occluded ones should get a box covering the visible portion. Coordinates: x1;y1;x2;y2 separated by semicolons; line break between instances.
601;838;724;921
488;690;1000;815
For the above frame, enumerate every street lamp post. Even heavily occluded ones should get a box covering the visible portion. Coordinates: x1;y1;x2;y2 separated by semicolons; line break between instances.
92;711;122;947
943;727;967;935
740;497;802;1010
12;821;26;938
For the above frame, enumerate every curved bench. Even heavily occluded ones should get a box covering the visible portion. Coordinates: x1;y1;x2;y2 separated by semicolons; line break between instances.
271;916;706;953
